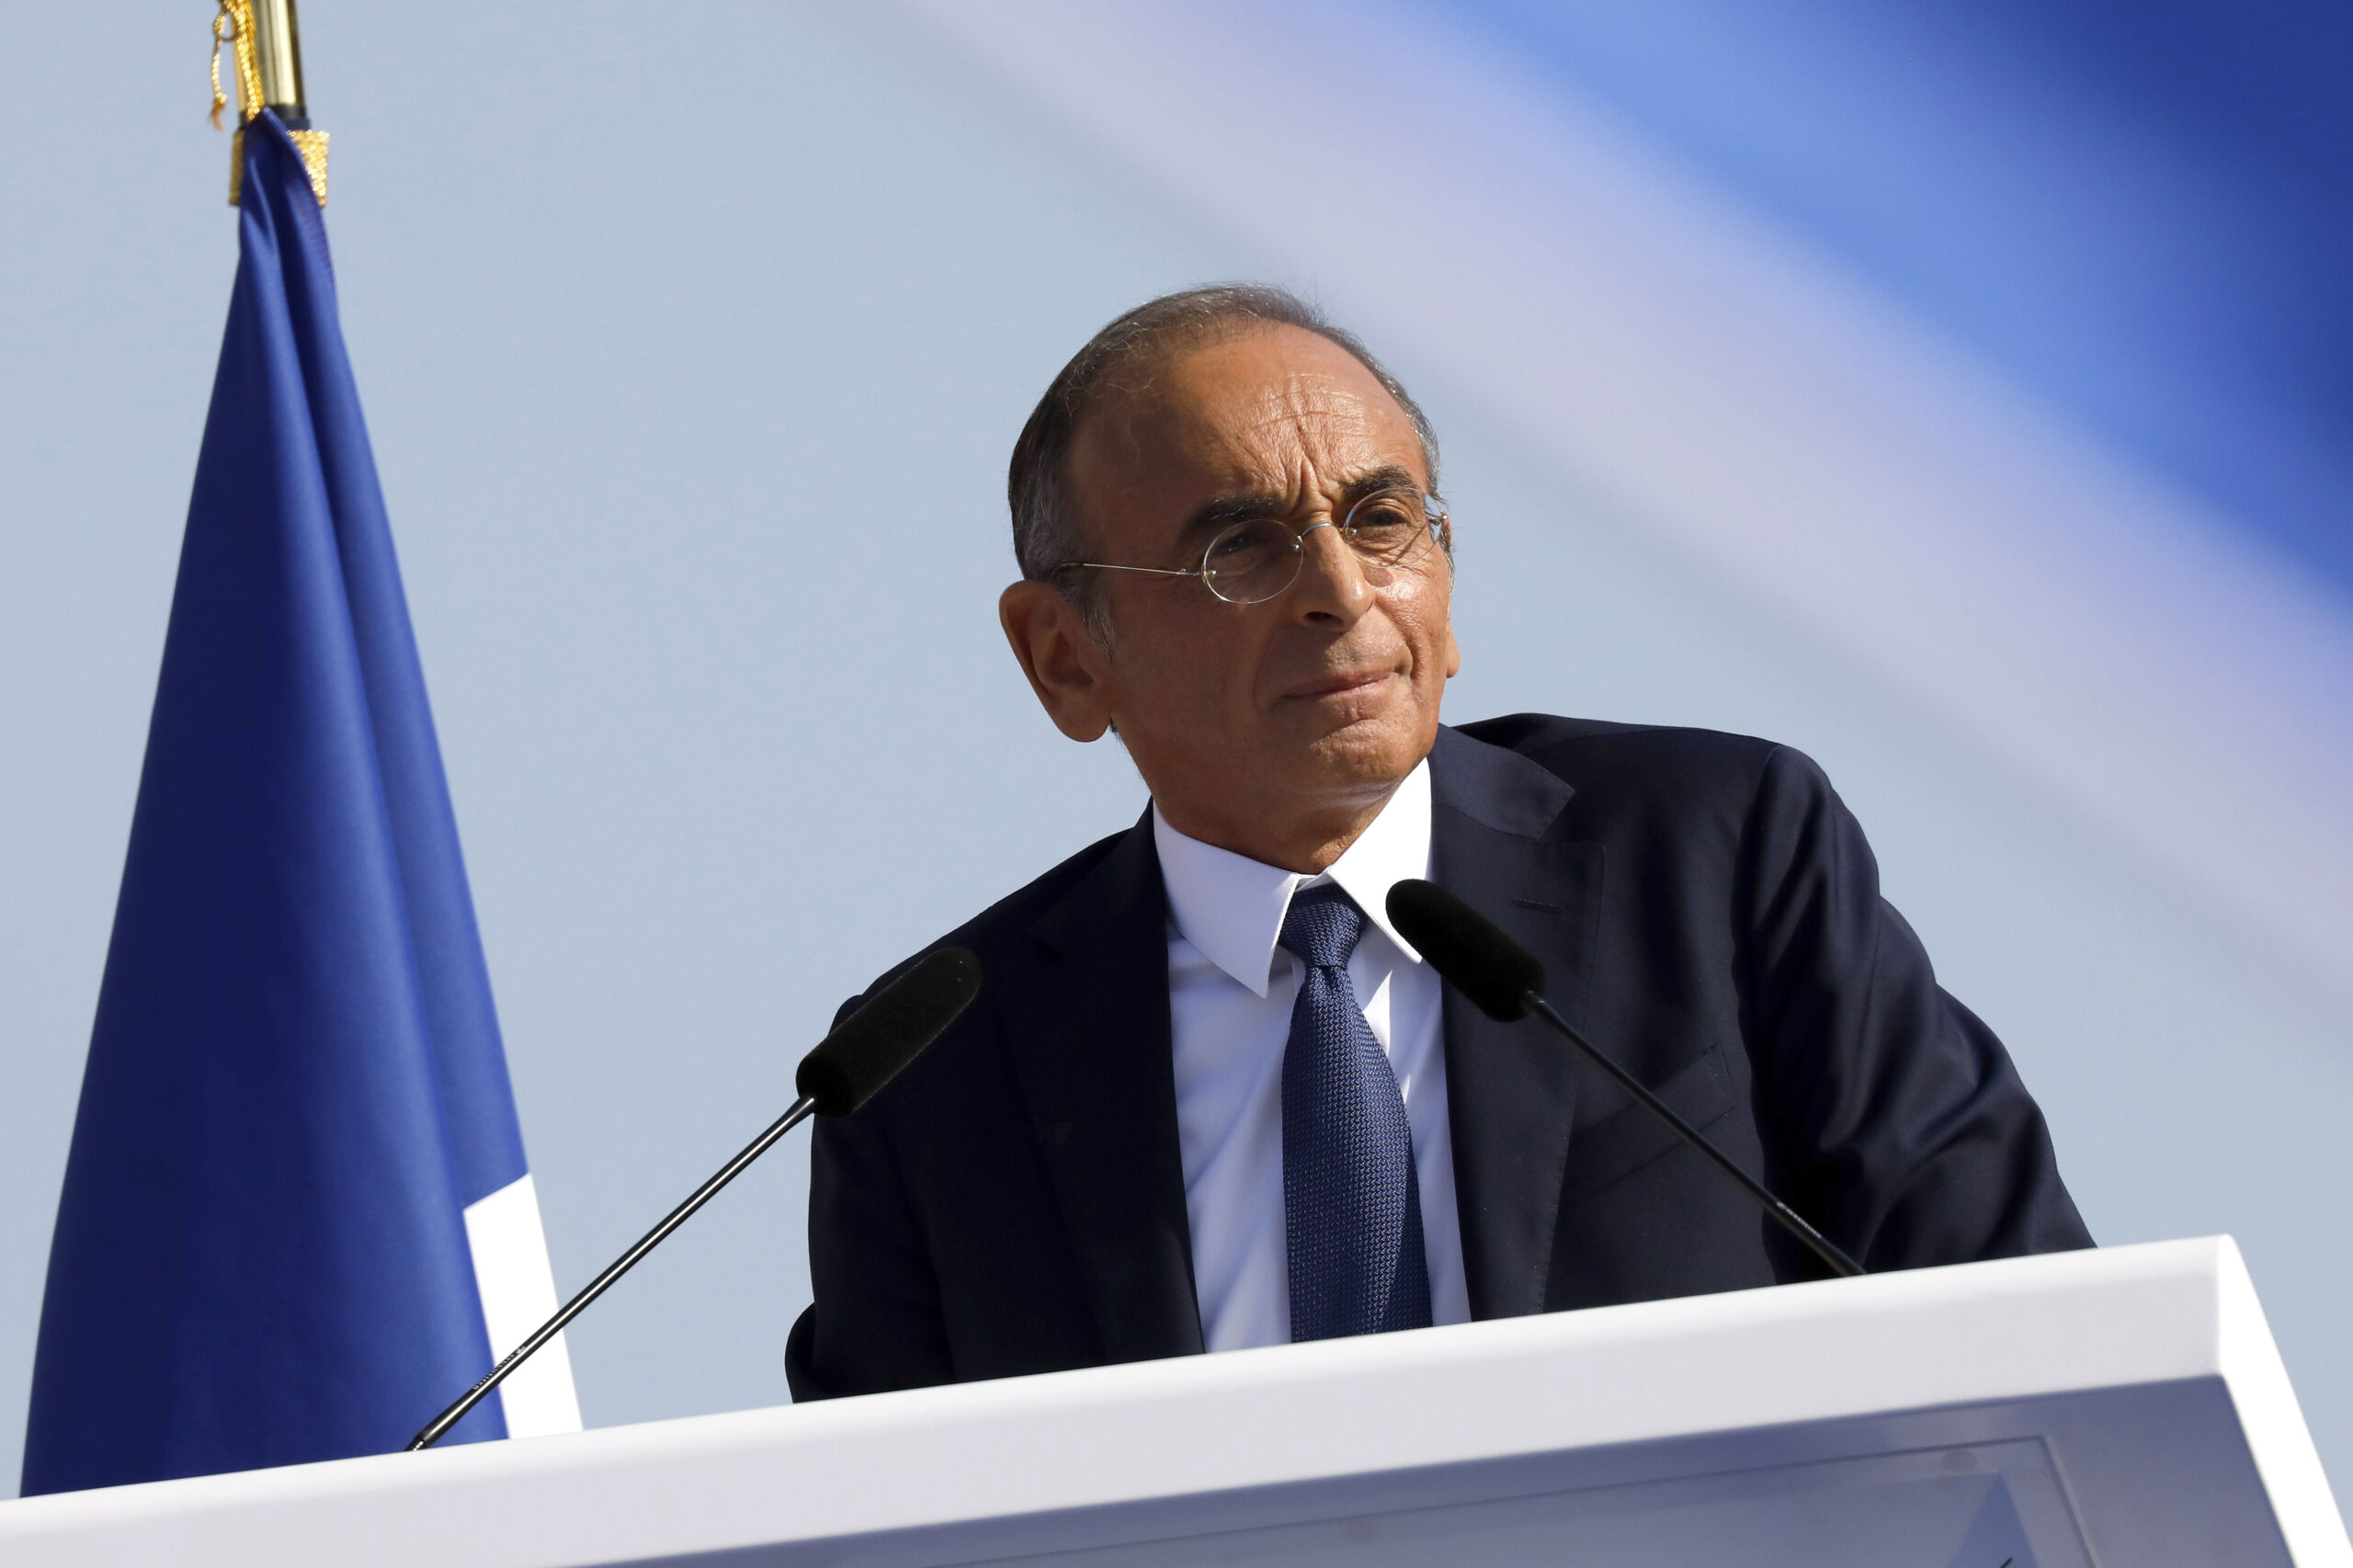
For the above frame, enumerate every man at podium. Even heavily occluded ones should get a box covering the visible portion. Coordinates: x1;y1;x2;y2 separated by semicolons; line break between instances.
786;287;2088;1400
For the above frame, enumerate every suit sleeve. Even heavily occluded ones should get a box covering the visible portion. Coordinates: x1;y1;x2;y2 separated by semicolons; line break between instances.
1734;745;2093;1270
784;995;954;1402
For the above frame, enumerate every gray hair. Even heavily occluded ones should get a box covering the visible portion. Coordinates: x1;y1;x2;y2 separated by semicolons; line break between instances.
1006;285;1441;634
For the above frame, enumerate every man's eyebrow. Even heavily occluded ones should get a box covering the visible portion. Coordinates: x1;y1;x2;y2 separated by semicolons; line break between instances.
1176;493;1287;540
1336;465;1424;507
1173;466;1425;541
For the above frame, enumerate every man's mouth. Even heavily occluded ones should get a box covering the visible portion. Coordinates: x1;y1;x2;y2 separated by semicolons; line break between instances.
1286;669;1395;701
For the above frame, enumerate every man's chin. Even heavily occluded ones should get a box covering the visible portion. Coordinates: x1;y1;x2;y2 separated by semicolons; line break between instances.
1290;705;1433;790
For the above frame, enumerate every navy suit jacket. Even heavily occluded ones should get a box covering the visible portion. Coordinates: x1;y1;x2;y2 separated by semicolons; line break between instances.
785;716;2090;1400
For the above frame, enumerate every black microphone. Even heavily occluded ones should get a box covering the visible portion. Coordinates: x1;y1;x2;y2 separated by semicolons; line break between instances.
1384;881;1862;1280
407;946;983;1451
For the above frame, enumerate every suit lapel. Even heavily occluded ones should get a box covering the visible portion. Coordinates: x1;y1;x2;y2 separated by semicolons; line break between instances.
997;812;1204;1364
1428;726;1597;1321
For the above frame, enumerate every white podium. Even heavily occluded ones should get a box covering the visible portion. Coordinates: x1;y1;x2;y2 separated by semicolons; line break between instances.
4;1236;2344;1567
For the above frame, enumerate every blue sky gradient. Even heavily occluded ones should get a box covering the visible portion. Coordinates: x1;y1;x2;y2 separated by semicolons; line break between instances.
1451;0;2353;595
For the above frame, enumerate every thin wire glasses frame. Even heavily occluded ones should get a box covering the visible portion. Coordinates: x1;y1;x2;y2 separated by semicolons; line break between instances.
1055;487;1453;607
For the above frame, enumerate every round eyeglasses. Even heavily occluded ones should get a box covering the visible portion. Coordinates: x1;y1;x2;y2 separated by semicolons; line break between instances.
1056;488;1452;606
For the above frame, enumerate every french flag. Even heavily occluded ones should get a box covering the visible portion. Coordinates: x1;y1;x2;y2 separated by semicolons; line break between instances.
21;112;578;1495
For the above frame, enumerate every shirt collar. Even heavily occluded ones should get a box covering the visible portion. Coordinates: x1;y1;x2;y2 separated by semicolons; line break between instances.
1153;759;1433;998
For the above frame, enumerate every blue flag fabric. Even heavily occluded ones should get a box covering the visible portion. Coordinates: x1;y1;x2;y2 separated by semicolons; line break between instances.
23;114;551;1494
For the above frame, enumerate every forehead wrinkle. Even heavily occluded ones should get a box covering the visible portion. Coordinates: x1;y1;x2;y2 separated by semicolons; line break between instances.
1208;373;1383;493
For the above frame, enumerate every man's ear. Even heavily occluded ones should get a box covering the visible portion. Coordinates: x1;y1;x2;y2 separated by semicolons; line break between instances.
999;580;1117;743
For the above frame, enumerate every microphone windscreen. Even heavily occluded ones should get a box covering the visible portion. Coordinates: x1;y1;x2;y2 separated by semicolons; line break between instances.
796;947;983;1117
1385;880;1544;1021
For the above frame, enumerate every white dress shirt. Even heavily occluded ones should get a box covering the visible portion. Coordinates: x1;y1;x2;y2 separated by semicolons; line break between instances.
1154;760;1471;1350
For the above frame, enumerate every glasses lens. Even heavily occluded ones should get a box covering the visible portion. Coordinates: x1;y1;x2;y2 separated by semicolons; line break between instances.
1200;517;1302;603
1344;490;1439;569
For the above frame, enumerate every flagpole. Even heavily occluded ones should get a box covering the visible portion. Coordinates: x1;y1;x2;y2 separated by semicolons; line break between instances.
246;0;310;127
219;0;328;207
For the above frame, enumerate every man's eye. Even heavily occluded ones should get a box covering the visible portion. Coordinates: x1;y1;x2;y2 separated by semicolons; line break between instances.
1207;519;1288;562
1348;495;1420;539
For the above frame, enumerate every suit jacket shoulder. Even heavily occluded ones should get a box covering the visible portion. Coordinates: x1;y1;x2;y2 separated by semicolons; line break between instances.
1456;711;1789;814
1449;714;1867;919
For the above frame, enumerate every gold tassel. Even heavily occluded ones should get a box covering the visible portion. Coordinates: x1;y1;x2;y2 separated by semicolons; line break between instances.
211;1;262;131
209;9;230;130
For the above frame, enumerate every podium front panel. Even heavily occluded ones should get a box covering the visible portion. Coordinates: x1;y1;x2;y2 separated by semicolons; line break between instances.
3;1237;2343;1568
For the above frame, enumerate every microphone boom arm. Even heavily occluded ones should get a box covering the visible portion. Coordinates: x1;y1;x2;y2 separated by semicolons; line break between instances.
1518;994;1862;1278
406;1094;819;1452
404;944;981;1453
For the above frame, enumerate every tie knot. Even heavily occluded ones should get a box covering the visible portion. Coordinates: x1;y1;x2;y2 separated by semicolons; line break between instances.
1279;883;1367;971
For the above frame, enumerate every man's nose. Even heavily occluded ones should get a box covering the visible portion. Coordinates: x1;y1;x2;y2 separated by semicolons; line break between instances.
1288;520;1374;626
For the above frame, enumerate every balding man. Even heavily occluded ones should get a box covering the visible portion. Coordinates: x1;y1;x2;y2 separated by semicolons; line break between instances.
785;286;2088;1400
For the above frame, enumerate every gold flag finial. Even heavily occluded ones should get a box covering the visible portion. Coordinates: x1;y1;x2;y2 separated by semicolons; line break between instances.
214;0;328;209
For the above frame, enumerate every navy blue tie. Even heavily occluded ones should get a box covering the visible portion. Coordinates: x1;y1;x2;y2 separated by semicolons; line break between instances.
1279;883;1434;1341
